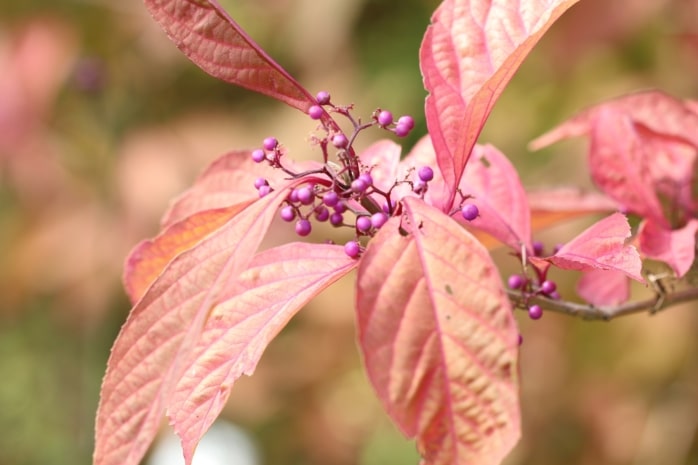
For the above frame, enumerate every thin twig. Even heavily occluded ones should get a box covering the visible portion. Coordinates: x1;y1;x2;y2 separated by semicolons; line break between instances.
507;286;698;321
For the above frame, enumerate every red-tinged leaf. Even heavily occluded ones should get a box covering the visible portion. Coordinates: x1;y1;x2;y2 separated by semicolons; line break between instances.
638;219;698;278
144;0;316;112
420;0;579;203
577;269;630;307
588;110;668;226
530;90;698;224
124;204;250;303
161;150;281;228
459;144;532;253
168;243;357;463
94;185;297;465
357;197;520;465
527;187;619;232
547;212;644;282
531;90;698;150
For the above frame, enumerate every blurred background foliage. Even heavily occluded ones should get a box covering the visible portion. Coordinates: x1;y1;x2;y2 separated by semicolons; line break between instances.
1;0;698;464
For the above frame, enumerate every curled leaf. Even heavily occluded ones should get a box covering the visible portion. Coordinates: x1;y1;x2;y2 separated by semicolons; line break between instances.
546;212;644;282
638;218;698;278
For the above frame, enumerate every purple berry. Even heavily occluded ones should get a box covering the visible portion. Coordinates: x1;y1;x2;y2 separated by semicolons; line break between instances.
332;134;349;149
263;137;278;151
308;105;323;120
540;280;557;295
288;188;300;203
316;91;331;105
377;110;393;127
532;240;544;257
394;123;411;138
329;212;344;226
508;274;525;290
356;216;372;233
280;206;296;222
344;240;361;258
254;177;269;189
351;178;368;193
358;172;373;187
461;203;479;221
397;115;415;130
413;179;426;194
553;243;564;254
323;191;339;207
258;185;272;198
382;201;395;214
418;166;434;182
314;205;330;222
371;212;388;229
549;291;561;300
518;334;524;346
297;186;314;205
251;149;265;163
295;219;312;237
333;201;347;213
528;304;543;320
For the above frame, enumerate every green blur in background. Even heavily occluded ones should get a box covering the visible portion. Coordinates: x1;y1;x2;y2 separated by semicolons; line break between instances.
1;1;697;464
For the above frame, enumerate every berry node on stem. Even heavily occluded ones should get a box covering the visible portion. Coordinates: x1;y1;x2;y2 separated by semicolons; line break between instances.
377;110;393;127
461;203;479;221
263;137;278;151
528;304;543;320
251;149;265;163
332;134;349;149
508;274;525;290
540;280;557;295
418;166;434;182
280;206;295;222
356;216;372;233
316;91;331;105
344;240;360;258
308;105;323;120
295;219;312;237
397;115;415;130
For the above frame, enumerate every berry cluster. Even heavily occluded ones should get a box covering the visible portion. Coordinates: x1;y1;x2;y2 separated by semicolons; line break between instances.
250;91;431;258
507;266;560;321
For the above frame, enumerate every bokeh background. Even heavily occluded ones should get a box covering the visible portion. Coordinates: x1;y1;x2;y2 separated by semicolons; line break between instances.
1;0;698;464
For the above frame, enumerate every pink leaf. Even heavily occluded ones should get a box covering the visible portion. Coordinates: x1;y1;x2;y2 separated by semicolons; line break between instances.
547;212;644;282
527;187;619;232
169;243;357;463
124;204;250;304
577;269;630;307
93;185;297;465
638;219;698;278
420;0;579;203
160;150;282;228
144;0;316;112
459;144;532;252
357;197;520;465
531;90;698;149
530;90;698;224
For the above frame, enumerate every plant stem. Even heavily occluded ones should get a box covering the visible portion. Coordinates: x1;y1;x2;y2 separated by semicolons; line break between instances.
507;286;698;321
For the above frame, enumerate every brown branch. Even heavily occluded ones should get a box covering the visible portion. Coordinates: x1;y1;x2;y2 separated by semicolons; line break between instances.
507;286;698;321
